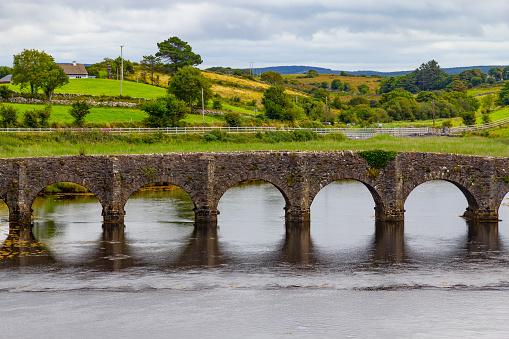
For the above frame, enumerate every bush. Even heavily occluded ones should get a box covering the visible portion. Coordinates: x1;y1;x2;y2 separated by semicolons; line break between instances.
460;111;476;126
0;104;18;127
224;111;241;127
0;85;12;99
69;101;92;126
212;98;222;110
442;119;453;128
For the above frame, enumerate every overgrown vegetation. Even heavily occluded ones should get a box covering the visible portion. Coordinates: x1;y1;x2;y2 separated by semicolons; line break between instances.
358;150;397;169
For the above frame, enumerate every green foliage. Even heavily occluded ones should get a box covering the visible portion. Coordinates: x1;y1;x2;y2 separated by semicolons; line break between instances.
442;119;453;128
204;129;229;142
12;49;69;99
140;55;162;85
460;111;476;126
42;182;89;194
69;101;92;126
0;85;12;99
260;71;284;85
357;84;370;94
0;105;18;127
482;113;491;124
331;79;343;90
224;111;242;127
498;82;509;106
142;94;189;127
383;97;420;121
156;37;203;74
262;86;297;121
304;69;319;78
168;66;212;107
358;150;397;169
0;66;11;79
23;105;51;128
212;98;222;110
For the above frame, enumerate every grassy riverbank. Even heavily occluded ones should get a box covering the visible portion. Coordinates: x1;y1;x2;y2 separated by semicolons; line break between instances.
1;130;509;158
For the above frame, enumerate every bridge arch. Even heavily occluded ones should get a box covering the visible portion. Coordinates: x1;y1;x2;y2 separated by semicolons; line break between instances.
402;175;479;213
308;173;385;217
213;173;291;211
26;175;107;213
119;174;199;213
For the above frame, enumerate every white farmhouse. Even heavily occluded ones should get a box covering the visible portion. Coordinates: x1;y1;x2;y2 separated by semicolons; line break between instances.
57;61;89;79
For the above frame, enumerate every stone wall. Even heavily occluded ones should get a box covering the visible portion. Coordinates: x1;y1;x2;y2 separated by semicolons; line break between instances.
0;151;508;228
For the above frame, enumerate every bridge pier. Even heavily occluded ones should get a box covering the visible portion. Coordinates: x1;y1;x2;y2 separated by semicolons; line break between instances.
374;204;405;222
463;207;500;222
102;206;125;223
284;206;310;230
194;206;219;229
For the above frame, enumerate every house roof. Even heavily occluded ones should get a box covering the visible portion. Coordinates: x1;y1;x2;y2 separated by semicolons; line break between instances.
0;74;12;82
57;62;88;76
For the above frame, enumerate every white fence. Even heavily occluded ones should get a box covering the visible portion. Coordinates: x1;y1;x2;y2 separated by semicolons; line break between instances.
0;117;507;139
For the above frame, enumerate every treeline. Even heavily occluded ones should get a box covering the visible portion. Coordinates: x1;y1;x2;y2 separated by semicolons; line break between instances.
379;60;509;94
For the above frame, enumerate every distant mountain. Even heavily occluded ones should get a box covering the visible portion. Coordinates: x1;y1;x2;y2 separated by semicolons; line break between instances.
249;65;508;77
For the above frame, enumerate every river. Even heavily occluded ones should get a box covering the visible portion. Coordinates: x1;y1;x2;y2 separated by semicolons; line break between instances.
1;180;509;338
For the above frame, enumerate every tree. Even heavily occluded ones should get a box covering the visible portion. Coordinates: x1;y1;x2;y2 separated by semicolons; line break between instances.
69;101;91;126
412;60;449;91
142;94;189;127
156;37;202;74
383;97;420;121
168;67;212;108
488;67;503;81
140;55;162;85
224;111;242;127
331;79;342;90
460;111;476;126
260;71;284;85
446;80;467;92
497;81;509;106
0;66;11;79
262;85;297;121
357;84;370;94
12;49;69;99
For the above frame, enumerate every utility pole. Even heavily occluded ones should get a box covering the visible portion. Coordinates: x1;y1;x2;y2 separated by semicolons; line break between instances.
202;88;205;123
120;45;124;96
432;98;435;128
325;96;328;125
249;62;254;76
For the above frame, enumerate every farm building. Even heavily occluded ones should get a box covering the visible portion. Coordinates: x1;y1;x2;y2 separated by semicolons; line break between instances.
57;61;89;78
0;74;11;84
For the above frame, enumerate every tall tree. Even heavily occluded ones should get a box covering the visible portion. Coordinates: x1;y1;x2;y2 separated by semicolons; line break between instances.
140;55;162;85
413;60;449;91
12;49;68;99
168;67;212;107
156;37;202;74
260;71;284;85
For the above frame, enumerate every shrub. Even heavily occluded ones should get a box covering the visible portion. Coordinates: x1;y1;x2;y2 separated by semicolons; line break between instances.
224;112;242;127
0;104;18;127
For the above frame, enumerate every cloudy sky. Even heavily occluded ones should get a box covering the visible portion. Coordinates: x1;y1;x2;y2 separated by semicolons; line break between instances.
1;0;508;72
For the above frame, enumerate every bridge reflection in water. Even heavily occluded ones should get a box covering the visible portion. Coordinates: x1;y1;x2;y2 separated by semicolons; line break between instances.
0;220;503;270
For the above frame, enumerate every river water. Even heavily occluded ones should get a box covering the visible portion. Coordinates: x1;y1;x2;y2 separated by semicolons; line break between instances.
1;180;509;338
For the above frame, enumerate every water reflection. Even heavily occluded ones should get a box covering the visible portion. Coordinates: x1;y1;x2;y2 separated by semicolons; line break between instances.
278;226;315;265
370;221;406;265
0;181;507;271
464;221;502;256
0;224;55;267
91;223;133;271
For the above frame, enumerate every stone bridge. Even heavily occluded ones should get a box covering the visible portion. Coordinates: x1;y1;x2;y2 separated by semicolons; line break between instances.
1;151;508;229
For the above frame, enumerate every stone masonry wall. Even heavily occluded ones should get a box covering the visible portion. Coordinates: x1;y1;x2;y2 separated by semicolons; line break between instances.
0;151;508;227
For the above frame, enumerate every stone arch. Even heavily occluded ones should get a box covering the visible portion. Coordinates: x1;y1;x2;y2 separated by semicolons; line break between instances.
308;173;385;211
26;174;107;212
120;174;199;212
401;175;479;210
214;173;291;211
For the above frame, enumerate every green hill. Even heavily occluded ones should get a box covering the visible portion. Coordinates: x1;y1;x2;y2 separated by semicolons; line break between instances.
9;78;167;99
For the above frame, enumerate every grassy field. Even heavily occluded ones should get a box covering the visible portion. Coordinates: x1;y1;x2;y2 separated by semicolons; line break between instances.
8;78;167;99
2;103;147;124
0;132;508;158
467;87;502;96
